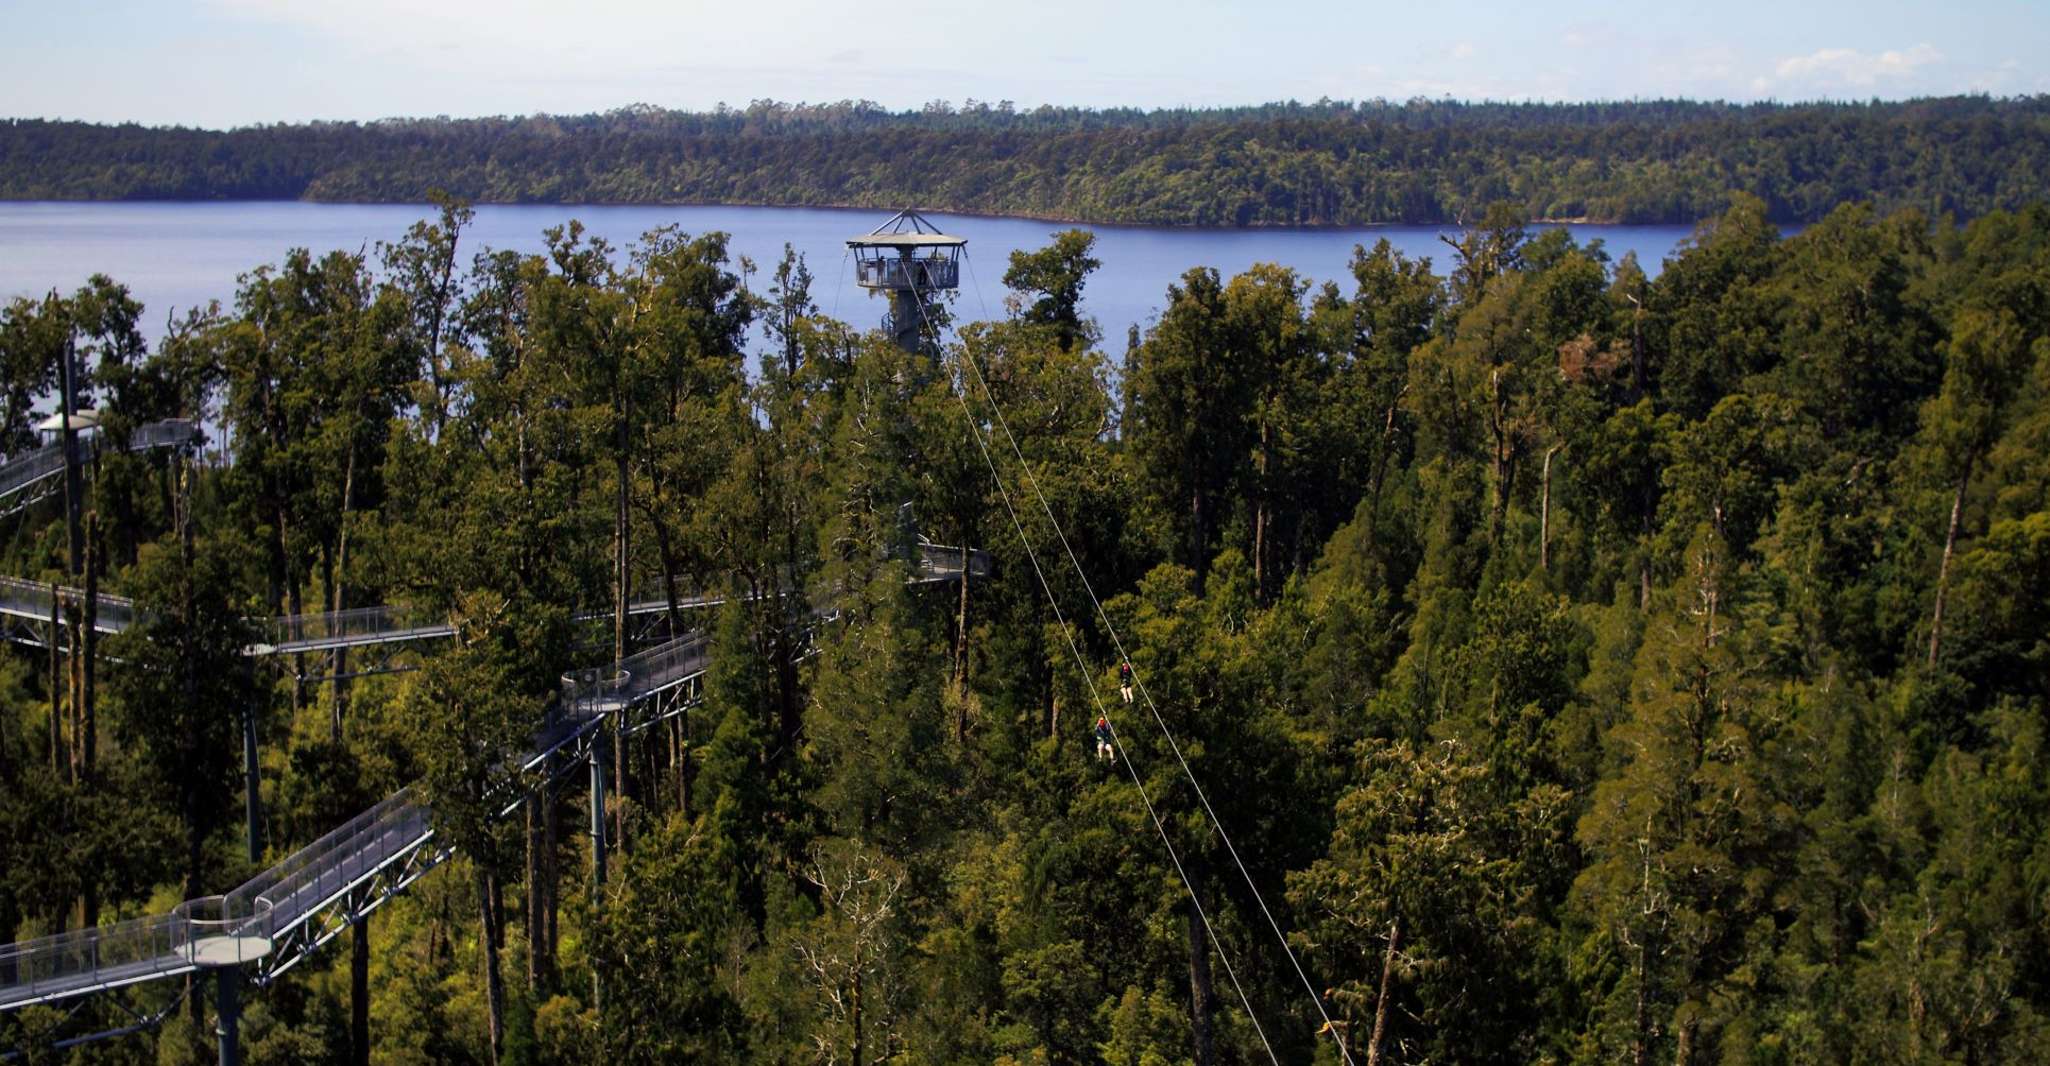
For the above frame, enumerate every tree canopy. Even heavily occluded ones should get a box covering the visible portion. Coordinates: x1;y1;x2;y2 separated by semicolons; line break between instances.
4;198;2050;1064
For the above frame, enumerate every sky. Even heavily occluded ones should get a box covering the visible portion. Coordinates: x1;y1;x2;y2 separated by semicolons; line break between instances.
1;0;2044;128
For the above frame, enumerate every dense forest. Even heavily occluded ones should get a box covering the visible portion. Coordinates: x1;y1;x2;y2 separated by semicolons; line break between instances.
4;96;2050;225
2;190;2050;1065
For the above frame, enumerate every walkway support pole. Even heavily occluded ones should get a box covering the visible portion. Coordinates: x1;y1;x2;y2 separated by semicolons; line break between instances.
215;966;241;1066
589;738;607;1009
590;738;607;888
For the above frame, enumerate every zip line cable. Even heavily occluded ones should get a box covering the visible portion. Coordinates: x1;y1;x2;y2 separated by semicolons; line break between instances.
957;249;1359;1066
831;248;851;324
900;288;1281;1065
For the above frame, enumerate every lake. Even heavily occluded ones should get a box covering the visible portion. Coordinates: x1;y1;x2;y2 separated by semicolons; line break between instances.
0;201;1702;348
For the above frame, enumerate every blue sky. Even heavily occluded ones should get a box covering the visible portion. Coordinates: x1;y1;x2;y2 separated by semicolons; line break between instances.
2;0;2044;127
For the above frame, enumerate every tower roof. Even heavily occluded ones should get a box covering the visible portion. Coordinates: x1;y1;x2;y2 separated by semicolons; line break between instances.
846;209;966;249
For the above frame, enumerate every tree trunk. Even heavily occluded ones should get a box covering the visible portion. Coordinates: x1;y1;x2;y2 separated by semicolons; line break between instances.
242;702;263;863
1927;457;1972;668
1629;295;1648;403
1186;883;1217;1066
47;583;61;775
58;335;82;574
1540;444;1562;571
954;542;971;688
542;785;559;982
65;606;80;786
79;514;99;932
1364;399;1400;562
1632;936;1649;1066
80;526;96;775
613;429;630;849
331;442;356;734
525;798;542;993
476;866;504;1065
650;508;685;646
776;619;803;754
852;961;865;1066
350;912;371;1066
1489;368;1509;543
1366;919;1399;1066
426;214;459;436
1254;418;1270;602
278;503;305;713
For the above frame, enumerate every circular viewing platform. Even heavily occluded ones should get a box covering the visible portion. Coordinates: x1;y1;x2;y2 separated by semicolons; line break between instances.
190;934;274;968
847;209;965;294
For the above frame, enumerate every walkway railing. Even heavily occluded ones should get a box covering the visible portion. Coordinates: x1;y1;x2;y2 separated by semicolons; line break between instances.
228;790;431;927
0;576;137;633
0;419;202;507
0;898;272;1011
560;632;712;714
914;542;992;580
258;604;455;654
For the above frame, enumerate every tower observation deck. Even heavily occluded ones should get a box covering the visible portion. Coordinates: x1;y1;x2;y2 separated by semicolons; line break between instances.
848;209;964;353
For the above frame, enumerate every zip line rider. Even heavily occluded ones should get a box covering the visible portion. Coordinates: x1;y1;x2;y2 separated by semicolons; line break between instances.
1118;660;1135;705
1094;715;1116;764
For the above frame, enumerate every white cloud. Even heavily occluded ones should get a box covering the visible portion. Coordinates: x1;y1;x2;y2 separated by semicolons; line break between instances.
1450;41;1476;61
1758;43;1944;94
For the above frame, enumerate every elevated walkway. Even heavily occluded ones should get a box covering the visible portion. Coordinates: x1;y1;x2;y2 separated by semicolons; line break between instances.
0;541;991;670
0;542;985;1009
0;419;202;518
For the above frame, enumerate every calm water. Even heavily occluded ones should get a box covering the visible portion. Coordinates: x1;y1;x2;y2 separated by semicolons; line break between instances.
0;201;1700;348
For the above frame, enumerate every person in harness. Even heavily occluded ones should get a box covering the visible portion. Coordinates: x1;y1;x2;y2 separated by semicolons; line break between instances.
1118;660;1135;705
1094;715;1116;764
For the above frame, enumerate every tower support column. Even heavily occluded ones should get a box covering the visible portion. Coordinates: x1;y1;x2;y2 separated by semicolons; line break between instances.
891;289;923;352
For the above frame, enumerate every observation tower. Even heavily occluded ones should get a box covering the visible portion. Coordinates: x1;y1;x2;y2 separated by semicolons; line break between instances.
847;209;964;353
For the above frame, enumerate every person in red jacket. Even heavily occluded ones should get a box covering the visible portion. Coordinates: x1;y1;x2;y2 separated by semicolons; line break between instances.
1118;660;1135;705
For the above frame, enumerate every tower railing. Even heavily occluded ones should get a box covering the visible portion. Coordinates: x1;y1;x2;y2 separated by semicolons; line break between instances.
855;257;959;290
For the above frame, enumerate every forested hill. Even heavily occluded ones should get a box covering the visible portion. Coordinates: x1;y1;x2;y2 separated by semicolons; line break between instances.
3;95;2048;225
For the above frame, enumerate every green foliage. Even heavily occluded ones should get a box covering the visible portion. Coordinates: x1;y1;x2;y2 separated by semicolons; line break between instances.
8;203;2050;1065
1003;229;1102;352
589;804;748;1061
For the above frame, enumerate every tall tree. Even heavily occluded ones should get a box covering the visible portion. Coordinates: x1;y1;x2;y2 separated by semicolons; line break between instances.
1003;229;1103;353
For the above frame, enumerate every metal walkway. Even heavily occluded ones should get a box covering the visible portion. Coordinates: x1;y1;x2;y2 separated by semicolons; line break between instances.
0;543;986;1011
0;541;991;670
0;580;454;660
0;420;202;518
